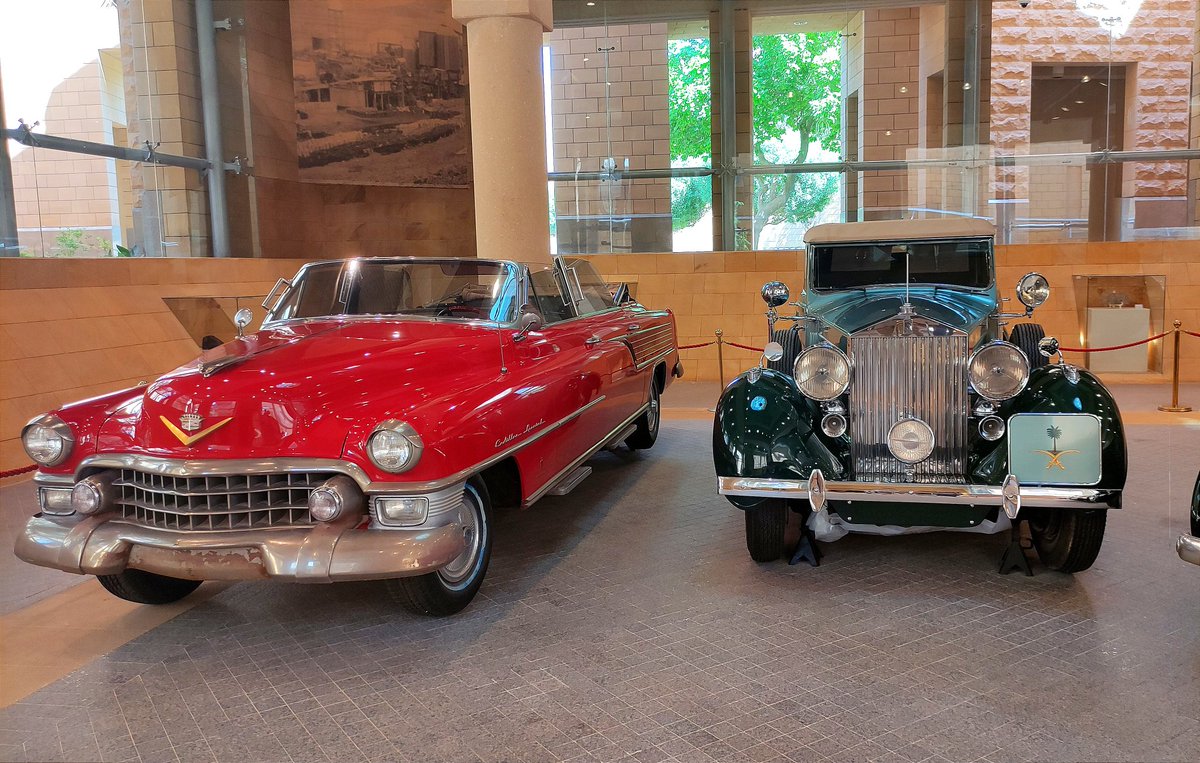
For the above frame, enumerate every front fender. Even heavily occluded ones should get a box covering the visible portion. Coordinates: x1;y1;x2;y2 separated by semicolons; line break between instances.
972;364;1127;497
712;370;847;508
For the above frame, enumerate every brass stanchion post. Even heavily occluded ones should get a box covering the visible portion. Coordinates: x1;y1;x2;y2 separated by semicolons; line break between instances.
715;329;725;390
1158;320;1192;412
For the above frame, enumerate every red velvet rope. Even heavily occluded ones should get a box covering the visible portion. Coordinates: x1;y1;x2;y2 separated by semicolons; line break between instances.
0;464;36;479
677;341;715;350
725;341;765;352
1058;330;1171;353
1184;329;1200;339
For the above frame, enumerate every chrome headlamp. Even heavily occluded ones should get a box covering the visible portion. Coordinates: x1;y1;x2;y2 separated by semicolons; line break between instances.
969;341;1030;401
22;414;75;467
366;420;423;473
793;345;851;402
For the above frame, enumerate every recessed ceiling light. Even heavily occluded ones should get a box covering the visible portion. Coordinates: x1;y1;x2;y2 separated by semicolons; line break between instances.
962;82;971;90
885;130;892;136
583;57;589;62
1052;116;1061;120
1081;75;1091;83
1074;99;1084;104
586;1;595;5
1061;106;1070;111
794;20;808;26
899;85;908;93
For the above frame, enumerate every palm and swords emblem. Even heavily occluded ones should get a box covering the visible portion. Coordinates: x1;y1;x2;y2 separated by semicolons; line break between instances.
1033;425;1079;471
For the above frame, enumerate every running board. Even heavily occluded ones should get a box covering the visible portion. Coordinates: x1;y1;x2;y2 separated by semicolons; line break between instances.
549;466;593;496
605;423;638;450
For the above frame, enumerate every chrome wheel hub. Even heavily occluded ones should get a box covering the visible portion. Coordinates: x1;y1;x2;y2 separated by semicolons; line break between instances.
438;492;483;587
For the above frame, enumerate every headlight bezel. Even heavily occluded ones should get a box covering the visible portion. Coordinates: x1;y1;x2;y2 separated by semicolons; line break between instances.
969;341;1031;402
21;414;75;467
366;420;423;474
792;344;852;402
1016;272;1051;308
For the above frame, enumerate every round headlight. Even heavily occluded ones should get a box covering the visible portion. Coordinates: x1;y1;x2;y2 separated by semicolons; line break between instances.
22;415;74;466
367;421;423;473
970;342;1029;401
1016;272;1050;308
888;418;935;464
793;345;851;401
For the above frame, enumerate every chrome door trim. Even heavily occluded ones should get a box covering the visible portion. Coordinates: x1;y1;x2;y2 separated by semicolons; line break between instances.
525;403;650;507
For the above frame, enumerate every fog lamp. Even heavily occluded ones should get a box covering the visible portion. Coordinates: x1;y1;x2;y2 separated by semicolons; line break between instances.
308;476;363;522
821;412;848;438
38;487;75;515
71;474;114;516
979;415;1006;442
887;418;935;464
374;496;429;527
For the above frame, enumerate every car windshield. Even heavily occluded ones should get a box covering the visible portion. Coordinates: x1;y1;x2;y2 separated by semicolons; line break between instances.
267;259;519;323
811;239;992;290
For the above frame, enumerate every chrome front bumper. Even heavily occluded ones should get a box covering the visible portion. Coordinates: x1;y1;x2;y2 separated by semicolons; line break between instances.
15;513;468;583
718;472;1119;514
1178;534;1200;566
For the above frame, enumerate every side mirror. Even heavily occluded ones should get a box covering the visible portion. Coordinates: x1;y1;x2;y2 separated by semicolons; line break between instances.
761;281;790;308
762;341;784;364
1038;336;1060;359
513;310;543;342
1016;272;1050;309
234;308;254;338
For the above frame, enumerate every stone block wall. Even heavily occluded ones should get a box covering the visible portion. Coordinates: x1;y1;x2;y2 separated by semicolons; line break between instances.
857;7;920;220
544;23;673;252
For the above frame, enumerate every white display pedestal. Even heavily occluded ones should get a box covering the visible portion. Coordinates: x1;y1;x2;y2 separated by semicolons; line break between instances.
1087;307;1151;372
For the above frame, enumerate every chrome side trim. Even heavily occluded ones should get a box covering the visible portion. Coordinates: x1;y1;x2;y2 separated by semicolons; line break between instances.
635;347;676;372
525;403;650;507
717;475;1120;509
1178;534;1200;566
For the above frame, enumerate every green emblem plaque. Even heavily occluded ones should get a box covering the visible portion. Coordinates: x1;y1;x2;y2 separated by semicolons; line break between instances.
1007;413;1102;485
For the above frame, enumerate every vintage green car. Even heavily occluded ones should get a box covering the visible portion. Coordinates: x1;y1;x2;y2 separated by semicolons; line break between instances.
713;219;1127;573
1178;472;1200;566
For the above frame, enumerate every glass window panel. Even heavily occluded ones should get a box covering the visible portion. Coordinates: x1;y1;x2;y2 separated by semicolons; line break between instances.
551;176;713;253
750;13;849;165
11;155;140;257
737;171;842;250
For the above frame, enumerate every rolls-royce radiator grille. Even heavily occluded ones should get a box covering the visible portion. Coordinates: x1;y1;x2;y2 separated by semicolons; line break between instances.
849;326;968;482
114;470;337;530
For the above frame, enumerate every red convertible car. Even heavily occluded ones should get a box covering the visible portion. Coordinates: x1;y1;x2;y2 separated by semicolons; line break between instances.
16;257;680;615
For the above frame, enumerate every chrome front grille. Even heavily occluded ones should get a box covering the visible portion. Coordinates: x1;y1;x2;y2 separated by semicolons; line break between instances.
114;470;337;530
849;319;968;482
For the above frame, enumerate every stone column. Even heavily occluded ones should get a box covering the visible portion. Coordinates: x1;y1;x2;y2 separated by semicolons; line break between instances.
452;0;553;265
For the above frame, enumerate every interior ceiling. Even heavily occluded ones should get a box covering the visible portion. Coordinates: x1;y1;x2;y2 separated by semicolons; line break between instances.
553;0;942;27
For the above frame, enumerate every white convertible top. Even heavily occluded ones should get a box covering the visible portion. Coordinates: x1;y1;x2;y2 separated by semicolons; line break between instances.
804;218;996;245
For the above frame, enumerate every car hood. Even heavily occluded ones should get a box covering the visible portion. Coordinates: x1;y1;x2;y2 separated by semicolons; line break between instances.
96;319;505;459
807;286;996;335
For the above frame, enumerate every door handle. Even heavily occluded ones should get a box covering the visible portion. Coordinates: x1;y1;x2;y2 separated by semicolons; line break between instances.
627;323;641;331
585;336;601;346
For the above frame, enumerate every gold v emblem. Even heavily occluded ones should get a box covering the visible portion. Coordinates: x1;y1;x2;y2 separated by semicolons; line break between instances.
1033;449;1080;471
160;415;233;446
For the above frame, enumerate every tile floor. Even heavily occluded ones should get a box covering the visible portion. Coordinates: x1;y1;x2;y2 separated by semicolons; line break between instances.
0;417;1197;762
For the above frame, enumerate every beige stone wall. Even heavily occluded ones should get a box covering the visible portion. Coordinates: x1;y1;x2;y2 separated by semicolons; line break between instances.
858;7;920;220
0;257;308;470
118;0;210;257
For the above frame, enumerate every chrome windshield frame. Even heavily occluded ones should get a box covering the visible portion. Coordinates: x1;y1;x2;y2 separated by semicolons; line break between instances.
261;257;527;329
